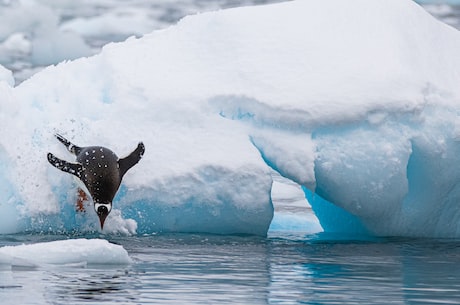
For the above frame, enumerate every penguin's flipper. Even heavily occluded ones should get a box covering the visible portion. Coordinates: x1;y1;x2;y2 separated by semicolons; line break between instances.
55;134;82;156
118;142;145;178
47;152;82;178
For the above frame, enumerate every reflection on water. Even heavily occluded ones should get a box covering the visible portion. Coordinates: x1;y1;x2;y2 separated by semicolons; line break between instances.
48;270;137;303
1;234;460;304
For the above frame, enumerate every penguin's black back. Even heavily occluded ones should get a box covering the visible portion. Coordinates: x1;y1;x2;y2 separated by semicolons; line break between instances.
76;146;121;204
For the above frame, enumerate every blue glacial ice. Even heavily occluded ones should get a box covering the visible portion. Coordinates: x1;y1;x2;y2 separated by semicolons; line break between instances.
0;0;460;237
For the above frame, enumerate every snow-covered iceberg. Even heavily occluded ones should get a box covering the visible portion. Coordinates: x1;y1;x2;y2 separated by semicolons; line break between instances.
0;0;460;237
0;239;131;269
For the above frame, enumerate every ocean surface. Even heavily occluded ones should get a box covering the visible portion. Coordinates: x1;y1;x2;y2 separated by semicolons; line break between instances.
1;232;460;304
2;1;460;304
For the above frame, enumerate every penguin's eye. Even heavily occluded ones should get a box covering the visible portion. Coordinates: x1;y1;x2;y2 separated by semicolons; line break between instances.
95;203;112;214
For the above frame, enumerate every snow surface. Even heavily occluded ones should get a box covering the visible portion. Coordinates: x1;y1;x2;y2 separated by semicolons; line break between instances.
0;239;131;269
0;64;14;87
0;0;285;84
0;0;460;237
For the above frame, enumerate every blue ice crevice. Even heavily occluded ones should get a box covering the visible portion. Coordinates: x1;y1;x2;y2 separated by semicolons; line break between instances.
214;94;460;237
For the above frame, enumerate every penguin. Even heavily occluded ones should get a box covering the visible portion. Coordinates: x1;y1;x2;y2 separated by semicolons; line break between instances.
47;134;145;229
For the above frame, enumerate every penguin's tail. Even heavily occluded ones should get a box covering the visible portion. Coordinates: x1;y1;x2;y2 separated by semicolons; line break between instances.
55;133;82;156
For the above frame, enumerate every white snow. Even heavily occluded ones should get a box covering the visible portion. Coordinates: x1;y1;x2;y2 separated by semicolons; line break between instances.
0;0;460;237
0;0;285;84
0;64;14;87
0;239;131;268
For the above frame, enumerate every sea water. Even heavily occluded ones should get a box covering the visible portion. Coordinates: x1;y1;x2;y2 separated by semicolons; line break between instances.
1;232;460;304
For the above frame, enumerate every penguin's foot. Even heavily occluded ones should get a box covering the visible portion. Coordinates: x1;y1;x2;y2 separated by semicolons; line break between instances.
76;188;88;213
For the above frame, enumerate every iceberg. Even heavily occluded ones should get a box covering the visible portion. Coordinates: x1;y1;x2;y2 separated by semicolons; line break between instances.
0;0;93;66
0;0;460;237
0;65;13;86
0;239;131;268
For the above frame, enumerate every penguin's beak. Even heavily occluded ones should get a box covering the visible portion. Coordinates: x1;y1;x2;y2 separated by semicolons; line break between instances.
95;203;111;230
99;214;107;230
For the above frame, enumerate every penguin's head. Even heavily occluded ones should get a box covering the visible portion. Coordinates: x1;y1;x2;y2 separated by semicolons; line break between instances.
94;202;112;230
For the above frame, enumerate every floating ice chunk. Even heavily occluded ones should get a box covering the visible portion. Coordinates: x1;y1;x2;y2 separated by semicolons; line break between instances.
0;239;131;267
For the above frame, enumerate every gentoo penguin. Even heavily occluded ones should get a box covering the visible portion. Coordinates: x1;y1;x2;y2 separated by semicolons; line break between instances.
47;134;145;229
